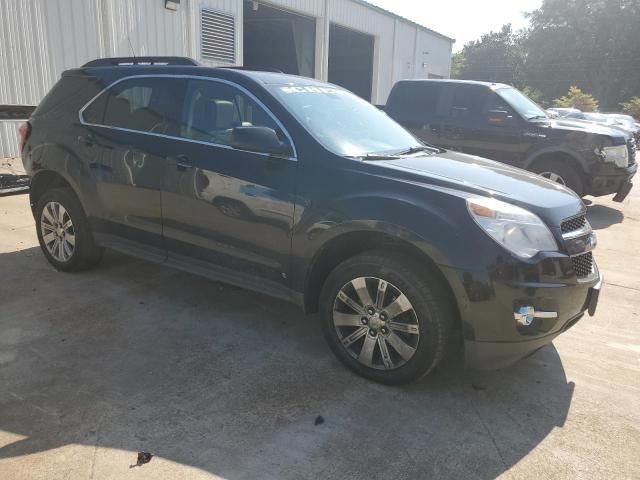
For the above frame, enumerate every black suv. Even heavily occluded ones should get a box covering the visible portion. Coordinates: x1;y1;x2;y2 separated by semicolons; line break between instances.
386;79;636;201
21;57;602;384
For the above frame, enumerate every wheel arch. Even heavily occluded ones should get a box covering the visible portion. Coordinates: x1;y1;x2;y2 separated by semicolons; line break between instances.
524;148;587;175
302;229;461;333
29;170;83;215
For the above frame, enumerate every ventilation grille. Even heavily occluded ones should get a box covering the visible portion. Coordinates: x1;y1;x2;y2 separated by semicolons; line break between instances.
200;9;235;63
571;252;594;278
561;214;587;234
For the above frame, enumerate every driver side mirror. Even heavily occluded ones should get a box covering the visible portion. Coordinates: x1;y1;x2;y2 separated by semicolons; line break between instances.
231;126;293;158
487;110;515;127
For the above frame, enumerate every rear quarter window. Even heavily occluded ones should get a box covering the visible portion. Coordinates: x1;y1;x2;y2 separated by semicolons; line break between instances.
32;75;104;119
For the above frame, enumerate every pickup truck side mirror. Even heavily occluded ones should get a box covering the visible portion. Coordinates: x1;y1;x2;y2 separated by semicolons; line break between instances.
488;110;515;127
231;126;293;157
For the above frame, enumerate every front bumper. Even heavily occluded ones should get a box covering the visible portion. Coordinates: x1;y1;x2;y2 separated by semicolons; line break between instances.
587;162;636;200
463;274;602;370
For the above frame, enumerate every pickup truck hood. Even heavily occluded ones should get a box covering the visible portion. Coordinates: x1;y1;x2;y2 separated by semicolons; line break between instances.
376;150;584;225
547;118;629;142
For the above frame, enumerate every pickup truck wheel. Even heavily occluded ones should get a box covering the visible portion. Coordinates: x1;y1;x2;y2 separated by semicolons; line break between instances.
35;188;103;272
533;160;584;196
319;251;452;384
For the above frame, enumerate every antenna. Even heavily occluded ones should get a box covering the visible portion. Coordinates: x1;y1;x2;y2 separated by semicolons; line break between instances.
127;37;137;60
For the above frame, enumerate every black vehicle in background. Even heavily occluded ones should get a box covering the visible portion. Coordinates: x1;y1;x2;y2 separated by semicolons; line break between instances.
21;58;601;383
385;80;636;201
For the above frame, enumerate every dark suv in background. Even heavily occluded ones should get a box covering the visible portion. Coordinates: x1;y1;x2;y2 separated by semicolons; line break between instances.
385;79;636;201
21;57;601;384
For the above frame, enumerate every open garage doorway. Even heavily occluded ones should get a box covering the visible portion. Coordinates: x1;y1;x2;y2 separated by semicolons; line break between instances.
243;1;315;78
328;24;374;101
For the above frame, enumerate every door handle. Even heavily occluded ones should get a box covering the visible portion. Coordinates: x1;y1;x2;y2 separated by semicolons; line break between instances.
174;154;192;171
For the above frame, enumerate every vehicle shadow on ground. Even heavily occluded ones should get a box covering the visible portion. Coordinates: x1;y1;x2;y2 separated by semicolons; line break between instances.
0;248;574;479
585;202;624;230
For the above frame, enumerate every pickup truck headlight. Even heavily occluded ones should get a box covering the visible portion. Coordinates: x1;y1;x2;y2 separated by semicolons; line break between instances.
467;197;558;258
601;145;629;168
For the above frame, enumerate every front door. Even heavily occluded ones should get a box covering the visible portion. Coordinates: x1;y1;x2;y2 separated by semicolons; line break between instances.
467;91;525;166
161;78;297;285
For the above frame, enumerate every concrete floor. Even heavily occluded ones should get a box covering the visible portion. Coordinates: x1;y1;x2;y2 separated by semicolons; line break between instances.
1;190;639;480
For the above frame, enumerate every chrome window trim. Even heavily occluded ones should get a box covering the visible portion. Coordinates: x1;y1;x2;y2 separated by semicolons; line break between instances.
78;74;298;161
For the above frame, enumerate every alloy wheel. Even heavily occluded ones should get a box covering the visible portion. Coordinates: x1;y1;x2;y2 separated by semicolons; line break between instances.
332;277;420;370
539;171;566;185
40;201;76;262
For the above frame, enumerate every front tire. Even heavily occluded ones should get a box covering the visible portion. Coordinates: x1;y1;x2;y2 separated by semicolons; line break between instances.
319;251;453;384
533;159;584;196
35;188;103;272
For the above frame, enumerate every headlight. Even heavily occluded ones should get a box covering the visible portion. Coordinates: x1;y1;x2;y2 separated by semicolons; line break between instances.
602;145;629;168
467;197;558;258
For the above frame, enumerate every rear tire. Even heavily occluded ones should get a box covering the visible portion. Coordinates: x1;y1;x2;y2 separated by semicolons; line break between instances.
532;159;584;196
35;188;103;272
319;251;453;384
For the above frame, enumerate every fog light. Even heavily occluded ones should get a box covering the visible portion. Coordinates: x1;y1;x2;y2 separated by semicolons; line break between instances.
514;306;558;327
515;306;535;326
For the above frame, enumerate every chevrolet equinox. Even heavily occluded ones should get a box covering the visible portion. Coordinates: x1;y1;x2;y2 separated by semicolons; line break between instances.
20;57;602;384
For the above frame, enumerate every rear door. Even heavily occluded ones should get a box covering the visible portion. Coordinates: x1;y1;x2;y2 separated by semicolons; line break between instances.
386;82;444;146
438;84;489;154
80;76;186;259
161;78;297;285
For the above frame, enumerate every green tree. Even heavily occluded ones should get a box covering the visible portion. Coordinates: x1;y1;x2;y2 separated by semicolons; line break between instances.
455;24;524;86
521;86;547;106
620;97;640;119
524;0;640;110
450;51;466;79
553;86;599;112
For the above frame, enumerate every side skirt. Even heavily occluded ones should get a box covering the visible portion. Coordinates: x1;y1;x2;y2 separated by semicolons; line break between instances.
95;233;304;309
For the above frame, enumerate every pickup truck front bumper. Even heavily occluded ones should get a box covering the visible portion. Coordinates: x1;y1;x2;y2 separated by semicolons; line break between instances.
588;162;636;201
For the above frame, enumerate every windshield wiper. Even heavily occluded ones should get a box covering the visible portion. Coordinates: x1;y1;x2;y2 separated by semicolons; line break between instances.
347;145;439;161
527;114;548;121
393;145;440;156
347;153;402;161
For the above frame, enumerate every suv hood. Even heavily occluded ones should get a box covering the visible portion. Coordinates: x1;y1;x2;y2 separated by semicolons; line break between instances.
375;150;583;226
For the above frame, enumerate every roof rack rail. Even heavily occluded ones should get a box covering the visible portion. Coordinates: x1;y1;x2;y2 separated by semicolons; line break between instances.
82;56;199;67
218;66;284;73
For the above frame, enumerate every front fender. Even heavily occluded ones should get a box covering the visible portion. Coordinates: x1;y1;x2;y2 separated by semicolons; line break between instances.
522;146;589;171
290;185;499;290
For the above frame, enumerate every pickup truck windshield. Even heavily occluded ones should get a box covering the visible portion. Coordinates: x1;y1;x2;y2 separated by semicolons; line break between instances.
497;87;548;121
269;85;422;157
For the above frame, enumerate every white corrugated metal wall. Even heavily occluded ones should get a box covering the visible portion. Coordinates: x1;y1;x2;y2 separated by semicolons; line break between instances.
0;0;453;157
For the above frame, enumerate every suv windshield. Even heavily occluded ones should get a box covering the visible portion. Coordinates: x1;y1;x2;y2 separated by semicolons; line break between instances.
496;87;548;121
269;85;422;157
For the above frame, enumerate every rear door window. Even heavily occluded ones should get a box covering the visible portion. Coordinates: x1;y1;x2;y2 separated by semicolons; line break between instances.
387;82;442;125
444;85;489;124
82;77;185;136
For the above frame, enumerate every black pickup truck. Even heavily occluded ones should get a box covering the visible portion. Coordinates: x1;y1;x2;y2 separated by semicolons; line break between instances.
385;79;636;201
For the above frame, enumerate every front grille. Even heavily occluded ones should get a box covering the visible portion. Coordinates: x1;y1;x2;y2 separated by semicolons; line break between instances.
628;138;637;167
561;214;587;234
572;251;594;277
